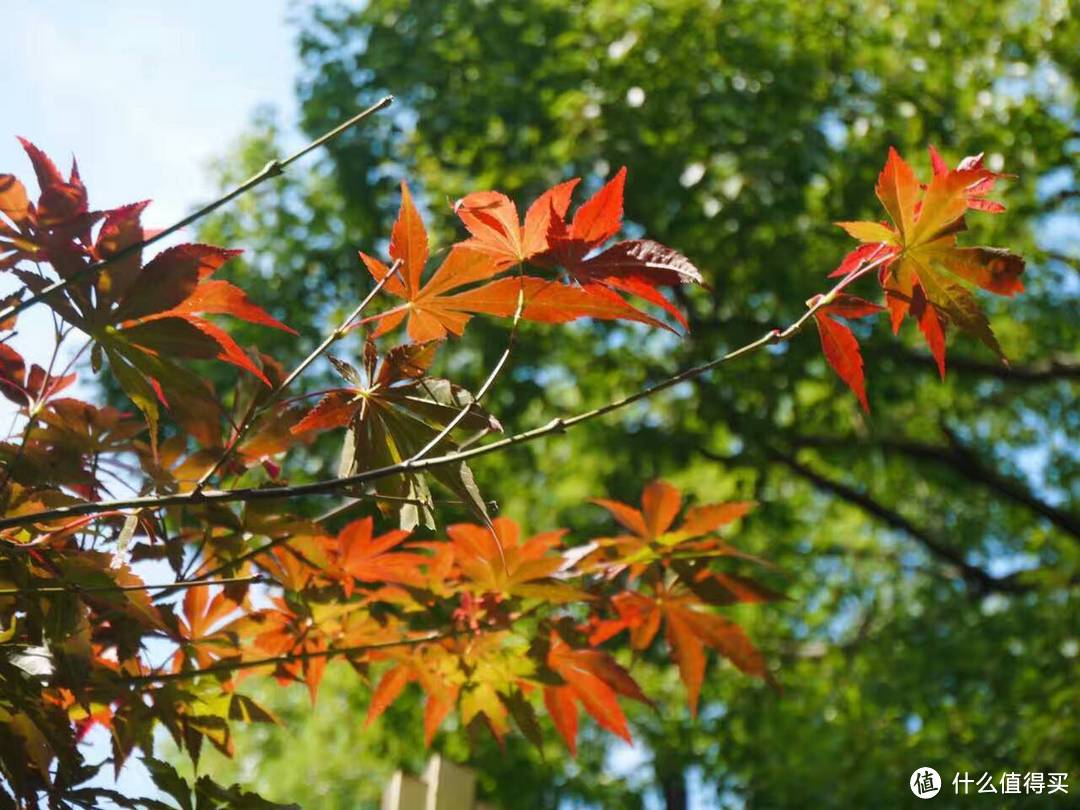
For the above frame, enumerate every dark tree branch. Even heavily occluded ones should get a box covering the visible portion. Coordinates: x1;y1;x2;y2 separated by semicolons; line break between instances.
896;347;1080;382
791;432;1080;541
1043;250;1079;276
758;447;1031;595
1042;188;1078;210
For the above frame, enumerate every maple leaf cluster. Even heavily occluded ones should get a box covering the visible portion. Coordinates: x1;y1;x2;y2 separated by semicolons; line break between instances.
360;168;701;342
287;170;703;530
1;140;294;446
0;134;1025;808
816;146;1024;410
348;483;777;754
0;140;723;804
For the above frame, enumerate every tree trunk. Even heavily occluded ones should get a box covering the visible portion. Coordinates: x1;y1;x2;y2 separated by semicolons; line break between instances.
659;770;687;810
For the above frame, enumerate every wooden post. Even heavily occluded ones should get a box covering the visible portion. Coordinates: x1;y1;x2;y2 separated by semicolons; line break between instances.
381;755;486;810
423;755;477;810
380;770;428;810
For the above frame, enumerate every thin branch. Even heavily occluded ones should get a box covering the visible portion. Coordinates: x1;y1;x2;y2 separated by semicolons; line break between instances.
322;493;499;510
178;521;210;582
193;258;404;491
761;446;1030;594
53;336;93;383
0;253;891;532
124;630;455;685
0;328;779;527
409;278;527;462
0;574;265;598
0;97;394;325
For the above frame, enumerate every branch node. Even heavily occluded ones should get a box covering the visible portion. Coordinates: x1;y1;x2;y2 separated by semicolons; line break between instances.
260;159;284;179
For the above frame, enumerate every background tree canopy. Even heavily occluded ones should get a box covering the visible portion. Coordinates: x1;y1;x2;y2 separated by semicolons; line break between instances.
175;0;1078;806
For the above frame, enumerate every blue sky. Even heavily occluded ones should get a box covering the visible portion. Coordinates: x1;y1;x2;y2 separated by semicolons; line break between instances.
1;1;299;224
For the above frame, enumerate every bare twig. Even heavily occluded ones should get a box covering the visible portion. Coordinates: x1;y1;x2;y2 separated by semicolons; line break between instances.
0;253;890;532
408;277;528;462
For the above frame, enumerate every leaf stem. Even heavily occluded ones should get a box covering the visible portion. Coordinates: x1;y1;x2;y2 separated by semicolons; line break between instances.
192;259;404;492
408;272;528;462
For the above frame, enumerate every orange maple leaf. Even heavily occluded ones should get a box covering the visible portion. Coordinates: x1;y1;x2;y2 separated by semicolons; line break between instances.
592;583;772;716
542;633;649;756
588;480;759;576
447;517;585;602
330;516;425;596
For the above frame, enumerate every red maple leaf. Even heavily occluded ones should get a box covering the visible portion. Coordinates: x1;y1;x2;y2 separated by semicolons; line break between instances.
810;294;885;412
455;169;705;329
363;182;665;340
0;343;76;408
2;142;296;438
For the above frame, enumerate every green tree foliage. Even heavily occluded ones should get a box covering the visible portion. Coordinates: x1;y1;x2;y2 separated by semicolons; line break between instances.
183;0;1078;806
